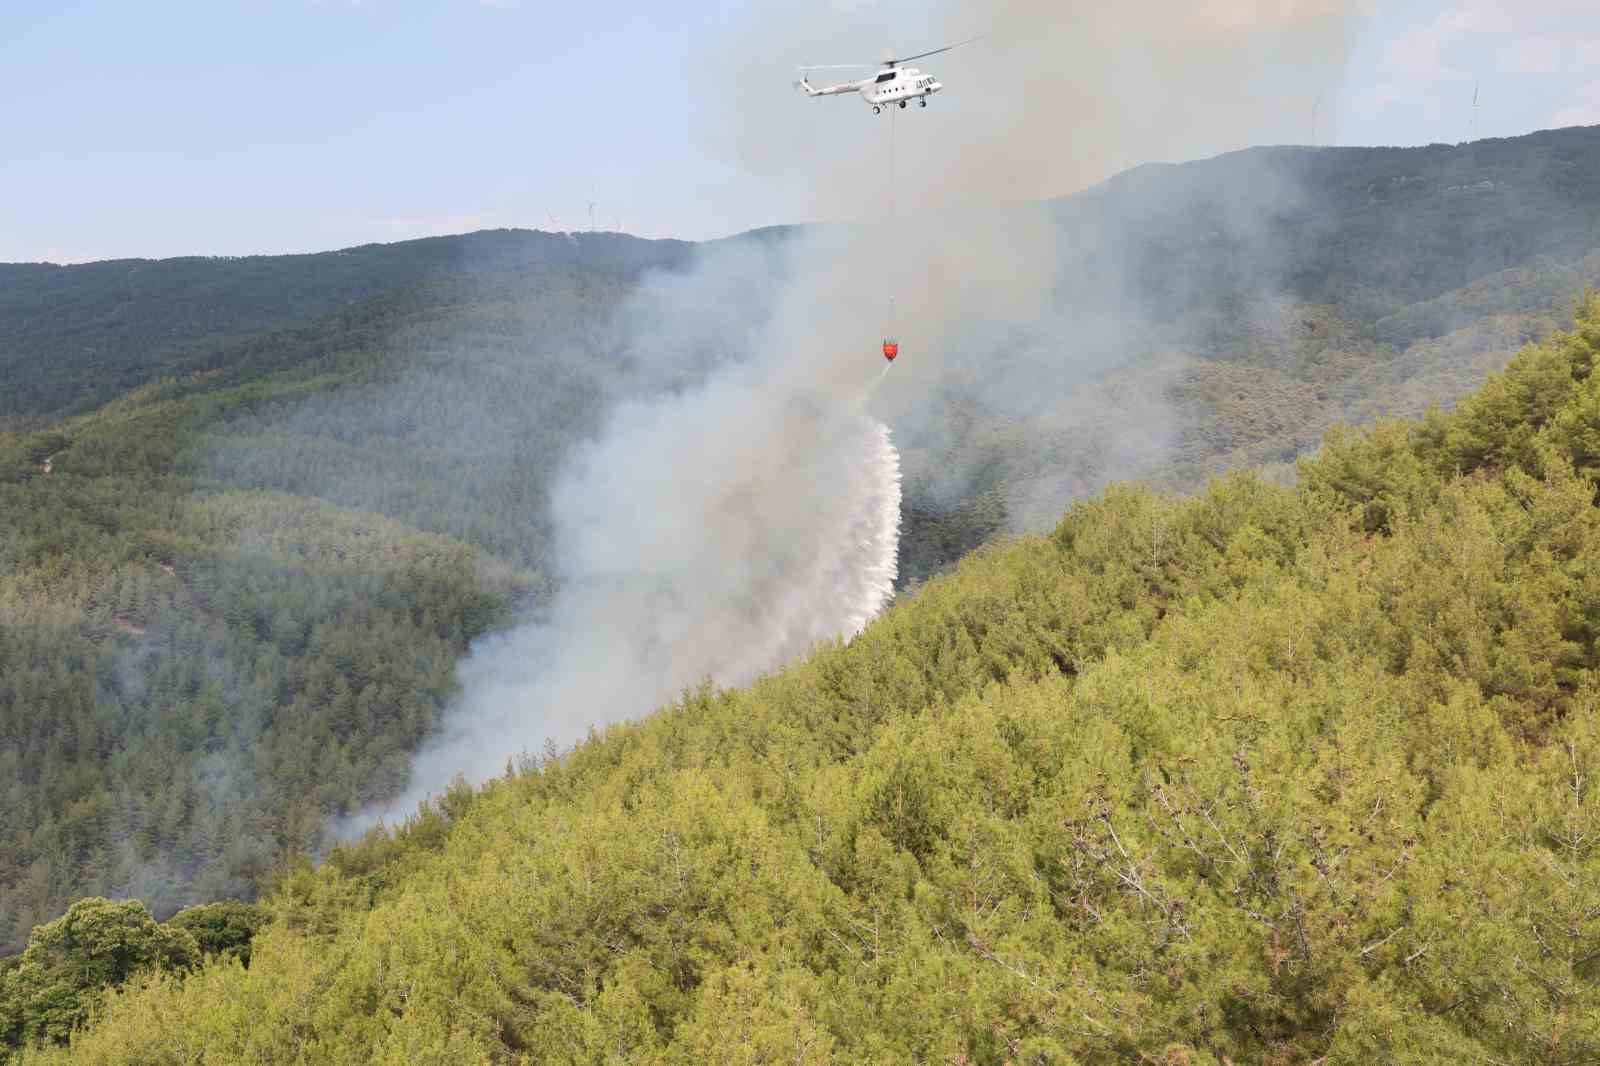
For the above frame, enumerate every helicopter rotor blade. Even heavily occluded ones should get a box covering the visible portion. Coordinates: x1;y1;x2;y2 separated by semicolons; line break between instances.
885;36;984;66
797;64;879;71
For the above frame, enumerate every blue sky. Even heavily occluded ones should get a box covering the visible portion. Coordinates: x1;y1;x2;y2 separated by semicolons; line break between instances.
3;0;1598;263
1345;2;1600;144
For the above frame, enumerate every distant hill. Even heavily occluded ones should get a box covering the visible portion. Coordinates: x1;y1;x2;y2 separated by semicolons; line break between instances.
0;230;692;428
9;127;1600;432
3;126;1600;959
1068;127;1600;316
897;125;1600;567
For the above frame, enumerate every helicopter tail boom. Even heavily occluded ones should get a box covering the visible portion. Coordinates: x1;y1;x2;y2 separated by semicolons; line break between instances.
794;73;866;97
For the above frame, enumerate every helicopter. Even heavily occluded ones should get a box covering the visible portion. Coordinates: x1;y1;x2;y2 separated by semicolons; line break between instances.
795;38;980;115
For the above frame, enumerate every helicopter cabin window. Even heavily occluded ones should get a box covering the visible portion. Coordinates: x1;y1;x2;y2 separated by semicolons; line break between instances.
875;72;896;83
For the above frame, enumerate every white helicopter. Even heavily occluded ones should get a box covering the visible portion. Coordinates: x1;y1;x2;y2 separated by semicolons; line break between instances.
795;38;980;115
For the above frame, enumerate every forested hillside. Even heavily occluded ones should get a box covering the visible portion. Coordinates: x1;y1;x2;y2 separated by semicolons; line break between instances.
11;291;1600;1063
0;230;689;429
0;258;668;949
5;127;1600;963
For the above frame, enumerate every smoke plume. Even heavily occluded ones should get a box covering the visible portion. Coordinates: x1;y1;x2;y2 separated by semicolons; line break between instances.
388;354;902;803
370;0;1368;813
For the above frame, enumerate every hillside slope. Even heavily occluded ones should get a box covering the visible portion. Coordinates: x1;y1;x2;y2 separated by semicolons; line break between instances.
0;261;655;950
5;127;1600;959
0;230;690;430
12;295;1600;1064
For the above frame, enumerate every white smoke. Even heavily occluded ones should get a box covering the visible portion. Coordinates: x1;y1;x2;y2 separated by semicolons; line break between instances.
361;316;903;819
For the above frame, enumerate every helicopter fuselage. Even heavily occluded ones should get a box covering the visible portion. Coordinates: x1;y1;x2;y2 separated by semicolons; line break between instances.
861;66;942;111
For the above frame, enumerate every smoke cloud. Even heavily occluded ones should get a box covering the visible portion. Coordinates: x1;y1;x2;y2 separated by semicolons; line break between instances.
709;0;1363;225
369;0;1369;814
353;228;912;819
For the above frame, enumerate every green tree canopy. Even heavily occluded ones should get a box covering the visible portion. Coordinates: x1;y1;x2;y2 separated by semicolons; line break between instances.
0;899;196;1050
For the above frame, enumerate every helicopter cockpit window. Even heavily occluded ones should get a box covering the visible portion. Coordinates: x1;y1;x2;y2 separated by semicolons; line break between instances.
875;72;896;83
